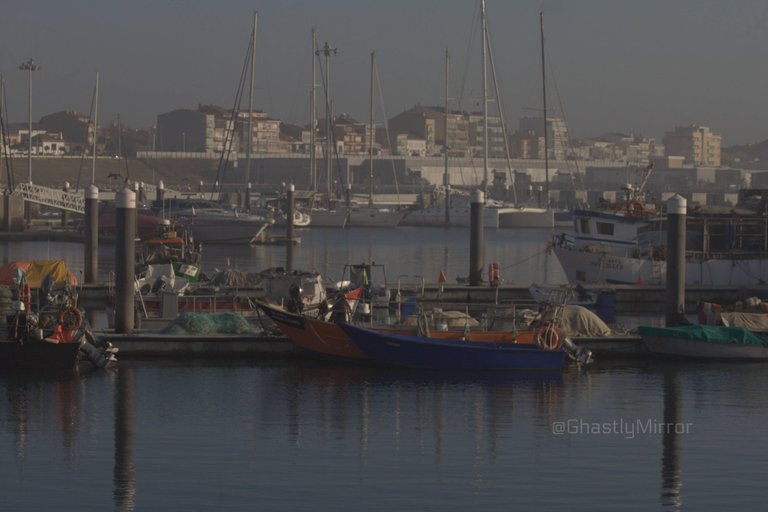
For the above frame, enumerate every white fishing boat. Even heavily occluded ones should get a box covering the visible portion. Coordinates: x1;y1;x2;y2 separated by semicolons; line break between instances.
553;189;768;286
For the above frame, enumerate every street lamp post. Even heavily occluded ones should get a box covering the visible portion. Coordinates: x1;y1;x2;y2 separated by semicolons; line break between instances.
19;59;39;184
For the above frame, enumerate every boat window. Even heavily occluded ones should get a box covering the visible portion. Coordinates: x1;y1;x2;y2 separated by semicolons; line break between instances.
579;219;590;234
596;222;614;235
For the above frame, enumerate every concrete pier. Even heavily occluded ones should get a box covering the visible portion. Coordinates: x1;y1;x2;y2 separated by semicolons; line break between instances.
84;185;99;283
665;194;687;326
115;188;136;333
156;180;165;204
469;190;485;286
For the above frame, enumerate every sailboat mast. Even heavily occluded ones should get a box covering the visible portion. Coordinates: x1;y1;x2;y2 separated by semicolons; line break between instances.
540;11;549;204
368;51;375;207
310;29;317;193
245;11;258;187
444;48;450;225
92;71;99;184
481;0;489;194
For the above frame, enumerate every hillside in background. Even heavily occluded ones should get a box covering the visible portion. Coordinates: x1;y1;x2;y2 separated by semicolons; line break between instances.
722;140;768;168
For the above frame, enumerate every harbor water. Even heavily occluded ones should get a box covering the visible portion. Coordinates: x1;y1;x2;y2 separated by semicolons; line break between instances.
1;359;767;511
0;226;567;286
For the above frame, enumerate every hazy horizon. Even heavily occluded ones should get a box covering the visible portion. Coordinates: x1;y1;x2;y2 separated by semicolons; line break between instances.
2;0;768;146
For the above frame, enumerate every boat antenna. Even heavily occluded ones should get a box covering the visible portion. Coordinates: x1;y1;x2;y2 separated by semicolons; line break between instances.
540;11;550;204
481;0;489;194
368;51;375;208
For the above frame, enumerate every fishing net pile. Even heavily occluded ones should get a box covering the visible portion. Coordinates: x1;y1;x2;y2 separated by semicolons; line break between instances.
207;268;261;288
160;312;257;335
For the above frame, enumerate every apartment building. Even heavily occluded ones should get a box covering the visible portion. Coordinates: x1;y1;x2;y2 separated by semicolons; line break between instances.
662;125;721;166
518;116;569;160
157;104;286;154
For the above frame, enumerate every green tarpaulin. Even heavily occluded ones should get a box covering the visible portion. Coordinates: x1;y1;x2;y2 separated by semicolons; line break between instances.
639;325;768;346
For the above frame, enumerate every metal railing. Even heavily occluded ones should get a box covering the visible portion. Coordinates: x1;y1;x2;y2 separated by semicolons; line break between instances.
12;182;85;213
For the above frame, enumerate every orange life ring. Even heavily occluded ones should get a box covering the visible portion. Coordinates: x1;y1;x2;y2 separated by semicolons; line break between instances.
534;326;562;350
58;306;83;331
626;200;644;217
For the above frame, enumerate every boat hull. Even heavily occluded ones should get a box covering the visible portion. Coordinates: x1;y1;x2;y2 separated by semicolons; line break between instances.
347;208;404;228
497;208;554;228
340;323;565;370
309;209;348;228
0;340;80;370
257;302;534;361
188;221;268;244
639;325;768;359
642;334;768;359
554;246;768;286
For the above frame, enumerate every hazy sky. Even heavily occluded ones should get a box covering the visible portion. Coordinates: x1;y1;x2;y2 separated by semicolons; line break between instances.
2;0;768;145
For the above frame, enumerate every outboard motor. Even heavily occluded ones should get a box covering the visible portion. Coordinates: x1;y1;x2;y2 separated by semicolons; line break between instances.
562;336;593;366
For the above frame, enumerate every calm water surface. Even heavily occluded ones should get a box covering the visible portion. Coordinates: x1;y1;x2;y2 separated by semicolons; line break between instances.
1;359;767;511
0;226;566;285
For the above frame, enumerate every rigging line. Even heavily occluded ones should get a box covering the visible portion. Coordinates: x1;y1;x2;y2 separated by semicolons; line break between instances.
374;59;401;202
314;45;346;189
545;42;586;205
499;248;548;271
212;34;253;199
485;21;519;204
75;78;97;193
0;75;15;190
458;2;481;113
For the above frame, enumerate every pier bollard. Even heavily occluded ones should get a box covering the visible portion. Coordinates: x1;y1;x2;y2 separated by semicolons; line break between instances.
84;185;99;284
469;190;485;286
156;180;165;204
61;181;70;227
665;194;687;327
245;182;252;212
115;187;136;333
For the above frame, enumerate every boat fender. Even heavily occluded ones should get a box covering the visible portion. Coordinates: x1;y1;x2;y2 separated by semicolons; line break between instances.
534;325;562;350
58;306;83;331
626;200;644;217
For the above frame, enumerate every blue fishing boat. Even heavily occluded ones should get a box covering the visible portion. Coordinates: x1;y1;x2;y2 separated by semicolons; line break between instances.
339;323;567;370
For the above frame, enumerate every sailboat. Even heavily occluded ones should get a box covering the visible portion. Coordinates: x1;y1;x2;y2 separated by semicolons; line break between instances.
490;8;553;228
308;31;348;228
346;51;405;228
401;1;553;229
